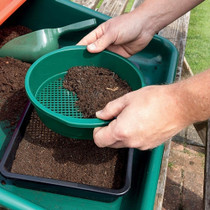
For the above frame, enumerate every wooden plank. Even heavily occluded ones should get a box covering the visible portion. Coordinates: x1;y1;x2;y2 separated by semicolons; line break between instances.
204;119;210;210
73;0;100;9
130;0;144;11
194;121;208;146
98;0;129;17
153;140;172;210
182;57;194;78
159;12;191;80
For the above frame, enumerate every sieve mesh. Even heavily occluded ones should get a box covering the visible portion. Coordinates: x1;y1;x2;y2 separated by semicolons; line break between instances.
36;77;83;118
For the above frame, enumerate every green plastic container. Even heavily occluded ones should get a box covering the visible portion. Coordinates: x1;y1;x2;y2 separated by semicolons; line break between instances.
25;46;145;139
0;0;179;209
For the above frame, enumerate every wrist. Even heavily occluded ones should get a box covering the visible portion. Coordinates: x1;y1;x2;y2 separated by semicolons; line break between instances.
132;0;172;35
133;0;204;34
169;83;194;127
131;5;159;36
170;71;210;126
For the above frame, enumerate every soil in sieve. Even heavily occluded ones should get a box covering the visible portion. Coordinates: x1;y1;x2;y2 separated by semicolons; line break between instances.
63;66;132;118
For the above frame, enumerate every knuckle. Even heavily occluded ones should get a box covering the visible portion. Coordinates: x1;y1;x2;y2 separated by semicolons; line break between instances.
104;101;113;111
93;130;105;148
112;124;130;140
126;141;139;148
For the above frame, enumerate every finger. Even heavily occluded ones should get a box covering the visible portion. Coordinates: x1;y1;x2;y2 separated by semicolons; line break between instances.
78;24;117;53
86;32;115;53
96;95;128;120
93;119;119;147
107;45;131;58
77;25;104;46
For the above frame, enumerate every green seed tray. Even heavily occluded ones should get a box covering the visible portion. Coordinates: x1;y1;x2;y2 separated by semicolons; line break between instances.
0;0;178;209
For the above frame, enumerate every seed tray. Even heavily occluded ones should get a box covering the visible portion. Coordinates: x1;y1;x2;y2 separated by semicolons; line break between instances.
0;103;134;202
0;0;178;209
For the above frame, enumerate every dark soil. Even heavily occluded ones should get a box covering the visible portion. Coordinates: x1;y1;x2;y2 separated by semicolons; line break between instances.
0;25;32;48
63;66;132;118
11;110;128;189
1;26;129;190
0;25;32;127
0;57;31;127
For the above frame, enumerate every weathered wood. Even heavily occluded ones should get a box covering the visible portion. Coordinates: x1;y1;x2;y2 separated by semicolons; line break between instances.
194;121;208;146
98;0;129;17
204;119;210;210
154;140;172;210
182;56;194;78
130;0;144;11
159;12;191;81
73;0;99;9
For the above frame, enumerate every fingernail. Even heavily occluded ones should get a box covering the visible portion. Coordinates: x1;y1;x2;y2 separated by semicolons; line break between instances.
88;43;96;51
96;110;102;117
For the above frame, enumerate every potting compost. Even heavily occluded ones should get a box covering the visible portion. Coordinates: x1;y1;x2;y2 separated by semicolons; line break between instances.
1;25;131;190
0;57;30;126
0;25;32;127
0;25;32;48
63;66;132;118
11;110;128;189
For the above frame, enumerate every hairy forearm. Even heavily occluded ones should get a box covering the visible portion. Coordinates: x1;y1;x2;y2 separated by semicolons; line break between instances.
174;70;210;125
133;0;204;34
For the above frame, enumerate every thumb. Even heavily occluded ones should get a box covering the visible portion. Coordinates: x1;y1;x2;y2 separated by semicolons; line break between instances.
87;32;114;53
96;95;128;120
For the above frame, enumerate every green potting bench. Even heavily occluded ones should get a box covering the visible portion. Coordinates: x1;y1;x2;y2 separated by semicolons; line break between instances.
74;0;191;209
0;0;191;209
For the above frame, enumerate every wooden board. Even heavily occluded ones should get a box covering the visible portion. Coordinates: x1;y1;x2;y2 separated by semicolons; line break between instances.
73;0;99;9
98;0;129;17
204;120;210;210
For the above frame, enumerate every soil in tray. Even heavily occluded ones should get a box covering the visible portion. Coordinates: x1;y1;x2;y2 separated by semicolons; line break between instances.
63;66;132;118
11;110;128;189
0;25;32;127
0;57;31;127
0;25;32;48
2;26;130;189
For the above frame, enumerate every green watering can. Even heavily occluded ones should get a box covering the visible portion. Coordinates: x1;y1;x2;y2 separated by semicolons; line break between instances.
0;19;97;63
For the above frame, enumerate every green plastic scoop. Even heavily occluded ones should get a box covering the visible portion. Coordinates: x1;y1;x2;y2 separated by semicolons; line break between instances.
0;19;97;63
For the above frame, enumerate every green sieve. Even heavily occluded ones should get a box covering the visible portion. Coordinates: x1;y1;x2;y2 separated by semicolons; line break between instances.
25;46;145;139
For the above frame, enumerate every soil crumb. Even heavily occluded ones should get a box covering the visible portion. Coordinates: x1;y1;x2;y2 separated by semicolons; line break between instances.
0;25;32;48
11;110;128;189
0;57;31;127
63;66;132;118
0;25;32;127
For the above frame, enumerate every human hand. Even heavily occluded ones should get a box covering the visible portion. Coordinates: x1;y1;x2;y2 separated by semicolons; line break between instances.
93;85;189;150
77;0;203;57
77;11;155;57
